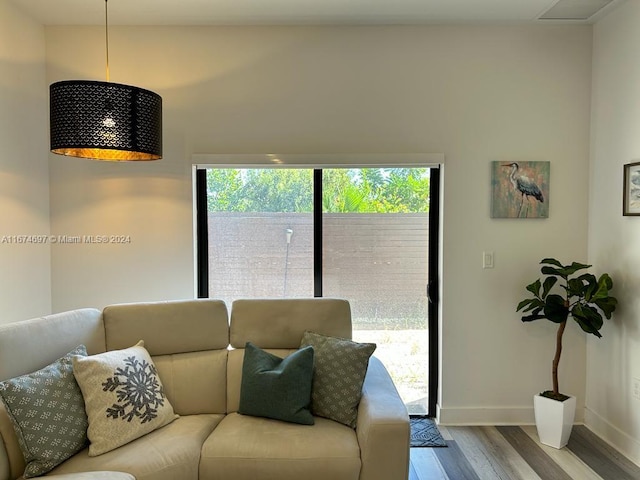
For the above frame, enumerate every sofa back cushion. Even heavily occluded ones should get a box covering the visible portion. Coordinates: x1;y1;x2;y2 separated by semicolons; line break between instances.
102;299;229;415
0;309;105;382
227;298;351;413
229;298;352;349
0;308;105;480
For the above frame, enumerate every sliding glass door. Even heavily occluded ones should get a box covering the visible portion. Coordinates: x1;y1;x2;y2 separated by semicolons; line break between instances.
196;165;438;415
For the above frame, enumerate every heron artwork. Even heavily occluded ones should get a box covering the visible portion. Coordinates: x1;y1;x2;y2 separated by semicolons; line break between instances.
623;162;640;215
491;161;549;218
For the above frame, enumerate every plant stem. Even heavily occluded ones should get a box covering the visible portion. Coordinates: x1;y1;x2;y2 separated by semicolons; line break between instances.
552;320;567;396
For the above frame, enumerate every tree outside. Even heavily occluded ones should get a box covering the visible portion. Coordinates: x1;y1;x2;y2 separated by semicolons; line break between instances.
206;168;430;214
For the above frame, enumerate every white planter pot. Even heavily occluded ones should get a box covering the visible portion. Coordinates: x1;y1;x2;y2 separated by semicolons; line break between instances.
533;394;576;449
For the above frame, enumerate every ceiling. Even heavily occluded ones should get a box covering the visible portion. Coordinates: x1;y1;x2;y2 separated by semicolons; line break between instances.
8;0;626;26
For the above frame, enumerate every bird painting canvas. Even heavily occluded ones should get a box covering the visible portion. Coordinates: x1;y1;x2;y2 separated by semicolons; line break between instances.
623;161;640;216
491;161;549;218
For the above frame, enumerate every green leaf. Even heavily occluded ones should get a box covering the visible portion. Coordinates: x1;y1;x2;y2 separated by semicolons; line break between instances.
567;278;586;298
525;279;542;298
592;273;614;300
516;298;544;313
543;262;591;278
517;299;534;312
540;258;564;268
521;312;546;322
580;304;604;330
578;273;598;301
542;277;557;299
543;294;569;323
541;266;564;278
572;304;603;337
599;273;613;290
343;185;368;212
594;296;617;319
570;261;591;269
560;262;591;277
542;261;591;280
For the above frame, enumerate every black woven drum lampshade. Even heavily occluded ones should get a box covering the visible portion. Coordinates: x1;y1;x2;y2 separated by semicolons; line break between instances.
50;80;162;161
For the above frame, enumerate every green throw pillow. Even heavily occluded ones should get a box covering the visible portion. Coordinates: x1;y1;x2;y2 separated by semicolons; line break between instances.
0;345;89;478
300;331;376;428
239;342;315;425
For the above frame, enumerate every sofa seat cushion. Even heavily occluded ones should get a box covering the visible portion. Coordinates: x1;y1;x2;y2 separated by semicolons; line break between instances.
46;414;223;480
200;413;361;480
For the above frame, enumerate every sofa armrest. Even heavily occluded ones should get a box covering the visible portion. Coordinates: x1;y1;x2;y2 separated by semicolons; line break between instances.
0;442;8;480
356;356;410;480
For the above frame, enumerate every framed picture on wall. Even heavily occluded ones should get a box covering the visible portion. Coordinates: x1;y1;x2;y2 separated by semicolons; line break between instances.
491;161;549;218
623;161;640;216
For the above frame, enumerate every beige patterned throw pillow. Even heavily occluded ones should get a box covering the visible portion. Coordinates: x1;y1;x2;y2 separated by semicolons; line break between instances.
72;341;177;456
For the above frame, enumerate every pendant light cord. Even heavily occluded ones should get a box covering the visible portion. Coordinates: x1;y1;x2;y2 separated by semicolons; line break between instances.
105;0;110;82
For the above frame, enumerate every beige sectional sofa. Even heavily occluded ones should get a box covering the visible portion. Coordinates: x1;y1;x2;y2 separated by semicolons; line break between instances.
0;298;410;480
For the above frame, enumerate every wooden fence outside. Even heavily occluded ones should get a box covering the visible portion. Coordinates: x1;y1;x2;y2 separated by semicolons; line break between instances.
208;212;430;328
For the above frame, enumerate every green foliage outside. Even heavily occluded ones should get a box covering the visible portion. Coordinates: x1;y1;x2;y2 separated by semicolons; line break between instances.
206;168;430;213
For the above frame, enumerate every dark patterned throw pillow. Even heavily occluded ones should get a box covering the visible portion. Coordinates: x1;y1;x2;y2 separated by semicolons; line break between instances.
0;345;89;478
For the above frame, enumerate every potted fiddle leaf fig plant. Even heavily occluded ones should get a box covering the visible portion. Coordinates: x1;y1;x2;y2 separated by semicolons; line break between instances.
516;258;617;448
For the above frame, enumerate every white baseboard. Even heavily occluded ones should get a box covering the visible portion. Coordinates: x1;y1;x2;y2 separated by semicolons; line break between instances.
436;405;536;425
436;403;587;426
584;408;640;466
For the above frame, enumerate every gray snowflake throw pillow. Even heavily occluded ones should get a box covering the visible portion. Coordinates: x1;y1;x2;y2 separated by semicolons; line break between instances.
0;345;88;478
72;341;177;456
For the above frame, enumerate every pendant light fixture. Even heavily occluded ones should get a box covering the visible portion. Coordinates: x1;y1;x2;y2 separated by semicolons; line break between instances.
49;0;162;161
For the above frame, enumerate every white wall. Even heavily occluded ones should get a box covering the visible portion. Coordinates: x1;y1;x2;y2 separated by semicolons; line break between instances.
588;0;640;464
46;25;593;424
0;2;51;323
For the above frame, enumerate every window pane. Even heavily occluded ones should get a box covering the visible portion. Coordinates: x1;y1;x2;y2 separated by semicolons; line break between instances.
206;169;315;307
322;168;430;414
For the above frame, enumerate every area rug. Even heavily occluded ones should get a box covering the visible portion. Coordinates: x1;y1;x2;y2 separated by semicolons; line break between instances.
410;417;447;448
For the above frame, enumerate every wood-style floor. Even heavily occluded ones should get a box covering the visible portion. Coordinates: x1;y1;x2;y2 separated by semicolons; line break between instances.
409;425;640;480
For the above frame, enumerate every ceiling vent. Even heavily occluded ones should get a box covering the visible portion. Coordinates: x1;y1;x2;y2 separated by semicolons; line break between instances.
539;0;614;20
